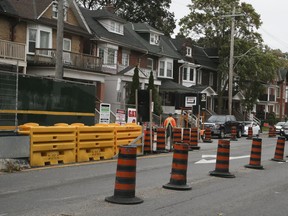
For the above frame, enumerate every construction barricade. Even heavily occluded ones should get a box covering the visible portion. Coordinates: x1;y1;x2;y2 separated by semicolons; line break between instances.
172;128;182;144
29;126;77;167
76;126;115;162
143;128;153;154
156;127;166;152
182;128;190;144
112;123;143;156
18;122;40;135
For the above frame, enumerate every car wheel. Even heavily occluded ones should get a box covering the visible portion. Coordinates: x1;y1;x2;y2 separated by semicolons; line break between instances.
219;130;225;139
237;129;242;138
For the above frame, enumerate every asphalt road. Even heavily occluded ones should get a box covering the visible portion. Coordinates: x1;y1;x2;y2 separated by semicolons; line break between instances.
0;134;288;216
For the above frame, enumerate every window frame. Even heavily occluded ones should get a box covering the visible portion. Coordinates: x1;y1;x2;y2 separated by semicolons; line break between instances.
27;25;52;55
52;1;67;21
186;47;192;57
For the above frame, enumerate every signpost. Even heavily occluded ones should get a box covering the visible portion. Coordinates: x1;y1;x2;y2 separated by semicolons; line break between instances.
99;103;110;123
127;108;137;123
116;109;126;125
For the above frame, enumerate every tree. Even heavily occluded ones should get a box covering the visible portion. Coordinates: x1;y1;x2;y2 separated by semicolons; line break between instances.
178;0;277;113
147;71;162;115
76;0;176;35
127;66;140;105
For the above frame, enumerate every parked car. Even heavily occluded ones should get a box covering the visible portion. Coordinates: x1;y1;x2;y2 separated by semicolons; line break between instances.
203;115;244;138
242;121;261;136
279;121;288;139
275;121;285;134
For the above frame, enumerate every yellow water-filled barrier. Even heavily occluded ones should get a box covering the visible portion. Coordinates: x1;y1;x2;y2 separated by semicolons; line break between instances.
76;126;115;162
18;122;39;135
114;124;143;155
29;126;76;167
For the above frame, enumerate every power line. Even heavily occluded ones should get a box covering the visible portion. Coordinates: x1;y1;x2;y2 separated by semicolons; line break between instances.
260;27;288;51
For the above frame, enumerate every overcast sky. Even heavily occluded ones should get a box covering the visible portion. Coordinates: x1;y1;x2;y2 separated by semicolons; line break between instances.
170;0;288;53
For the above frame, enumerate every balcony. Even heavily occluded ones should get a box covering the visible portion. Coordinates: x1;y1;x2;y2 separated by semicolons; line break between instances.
32;48;102;72
0;39;26;67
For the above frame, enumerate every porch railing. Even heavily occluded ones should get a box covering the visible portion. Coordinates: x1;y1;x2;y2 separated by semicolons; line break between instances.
34;48;102;71
0;39;26;62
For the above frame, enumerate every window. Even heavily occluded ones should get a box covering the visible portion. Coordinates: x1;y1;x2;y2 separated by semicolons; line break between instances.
190;68;194;81
27;25;52;55
107;48;117;65
186;47;192;57
99;48;104;62
147;58;153;70
98;44;118;68
183;68;188;80
197;70;202;84
183;67;194;82
122;51;129;66
28;29;37;53
159;61;165;76
109;21;123;34
63;38;71;63
167;62;172;77
150;34;160;45
209;72;214;86
52;0;67;21
158;59;173;78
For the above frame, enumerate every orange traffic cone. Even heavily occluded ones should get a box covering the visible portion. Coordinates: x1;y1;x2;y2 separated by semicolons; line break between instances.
163;143;191;190
156;127;167;153
271;136;286;162
203;127;213;143
210;139;235;178
105;145;143;204
230;126;237;141
246;126;253;140
245;138;263;169
190;127;200;150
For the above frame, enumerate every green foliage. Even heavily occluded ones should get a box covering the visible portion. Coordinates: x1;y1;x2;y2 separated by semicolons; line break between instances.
147;71;163;115
76;0;176;35
127;66;140;105
178;0;285;113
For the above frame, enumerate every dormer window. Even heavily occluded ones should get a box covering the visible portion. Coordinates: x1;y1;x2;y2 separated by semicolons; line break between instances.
99;19;124;35
186;47;192;57
109;20;123;34
52;0;68;21
150;34;160;45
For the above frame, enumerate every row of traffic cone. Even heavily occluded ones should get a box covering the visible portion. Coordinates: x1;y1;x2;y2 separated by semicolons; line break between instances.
106;136;287;205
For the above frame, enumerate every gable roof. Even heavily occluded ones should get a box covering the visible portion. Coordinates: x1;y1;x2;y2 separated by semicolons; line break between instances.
0;0;18;16
7;0;91;35
80;7;147;52
125;23;181;59
132;23;164;35
193;45;218;71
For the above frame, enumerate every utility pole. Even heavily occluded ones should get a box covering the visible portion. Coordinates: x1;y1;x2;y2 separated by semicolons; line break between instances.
228;6;235;115
55;0;64;79
222;7;244;115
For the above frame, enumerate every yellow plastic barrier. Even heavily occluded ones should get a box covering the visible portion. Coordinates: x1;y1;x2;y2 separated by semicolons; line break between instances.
29;126;76;167
76;126;114;162
114;124;143;155
54;123;69;126
18;122;39;135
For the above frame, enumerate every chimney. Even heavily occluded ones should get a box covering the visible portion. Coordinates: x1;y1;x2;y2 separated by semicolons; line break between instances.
104;4;115;13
